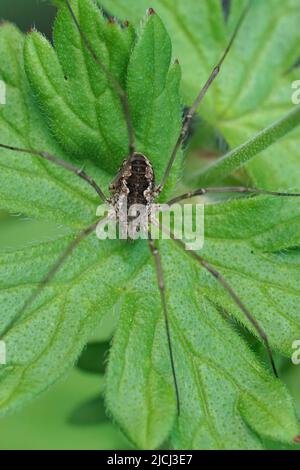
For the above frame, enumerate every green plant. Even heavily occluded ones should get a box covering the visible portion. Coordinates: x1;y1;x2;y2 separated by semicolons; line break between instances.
1;0;300;450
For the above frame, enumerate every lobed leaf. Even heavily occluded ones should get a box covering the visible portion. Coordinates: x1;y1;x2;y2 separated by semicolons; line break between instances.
107;196;300;449
26;0;182;193
0;0;181;445
194;103;300;186
99;0;300;189
76;341;109;374
0;0;300;450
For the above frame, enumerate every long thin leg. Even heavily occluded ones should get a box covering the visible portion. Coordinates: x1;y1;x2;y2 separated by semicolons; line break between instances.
0;218;106;339
0;143;108;203
166;186;300;205
148;236;181;415
157;2;251;193
175;238;277;376
151;217;278;377
65;0;135;157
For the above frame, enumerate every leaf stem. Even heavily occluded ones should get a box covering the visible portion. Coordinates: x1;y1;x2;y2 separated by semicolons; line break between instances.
194;104;300;185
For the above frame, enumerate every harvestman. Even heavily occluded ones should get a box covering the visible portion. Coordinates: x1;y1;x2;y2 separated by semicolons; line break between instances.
1;0;300;415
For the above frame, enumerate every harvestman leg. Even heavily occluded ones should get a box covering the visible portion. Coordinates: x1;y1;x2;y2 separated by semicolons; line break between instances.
151;218;278;377
0;2;137;335
0;1;138;333
1;0;138;199
157;2;250;193
65;0;135;157
65;0;182;410
167;186;300;205
0;218;110;339
0;143;108;203
163;185;300;373
148;236;181;415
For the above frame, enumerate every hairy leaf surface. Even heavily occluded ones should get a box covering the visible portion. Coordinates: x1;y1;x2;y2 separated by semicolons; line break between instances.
0;0;300;450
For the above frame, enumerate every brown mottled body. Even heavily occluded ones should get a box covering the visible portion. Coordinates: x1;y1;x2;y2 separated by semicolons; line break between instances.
109;153;156;217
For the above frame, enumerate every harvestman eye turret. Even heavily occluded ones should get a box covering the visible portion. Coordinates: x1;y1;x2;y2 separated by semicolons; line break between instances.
1;0;300;416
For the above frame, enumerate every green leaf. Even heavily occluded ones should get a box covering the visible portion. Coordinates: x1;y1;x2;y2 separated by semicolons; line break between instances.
25;0;181;194
126;13;182;191
76;341;109;374
0;0;181;446
0;369;128;450
107;197;300;449
194;104;300;186
99;0;300;189
1;0;300;451
25;0;134;174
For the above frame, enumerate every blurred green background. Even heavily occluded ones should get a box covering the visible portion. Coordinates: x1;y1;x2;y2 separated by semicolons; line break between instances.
0;0;130;450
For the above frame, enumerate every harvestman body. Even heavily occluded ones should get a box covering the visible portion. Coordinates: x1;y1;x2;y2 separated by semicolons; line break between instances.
1;0;300;416
109;153;156;221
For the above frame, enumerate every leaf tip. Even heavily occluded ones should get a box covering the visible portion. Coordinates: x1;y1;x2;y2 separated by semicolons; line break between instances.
148;8;156;15
27;25;37;34
174;58;180;65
